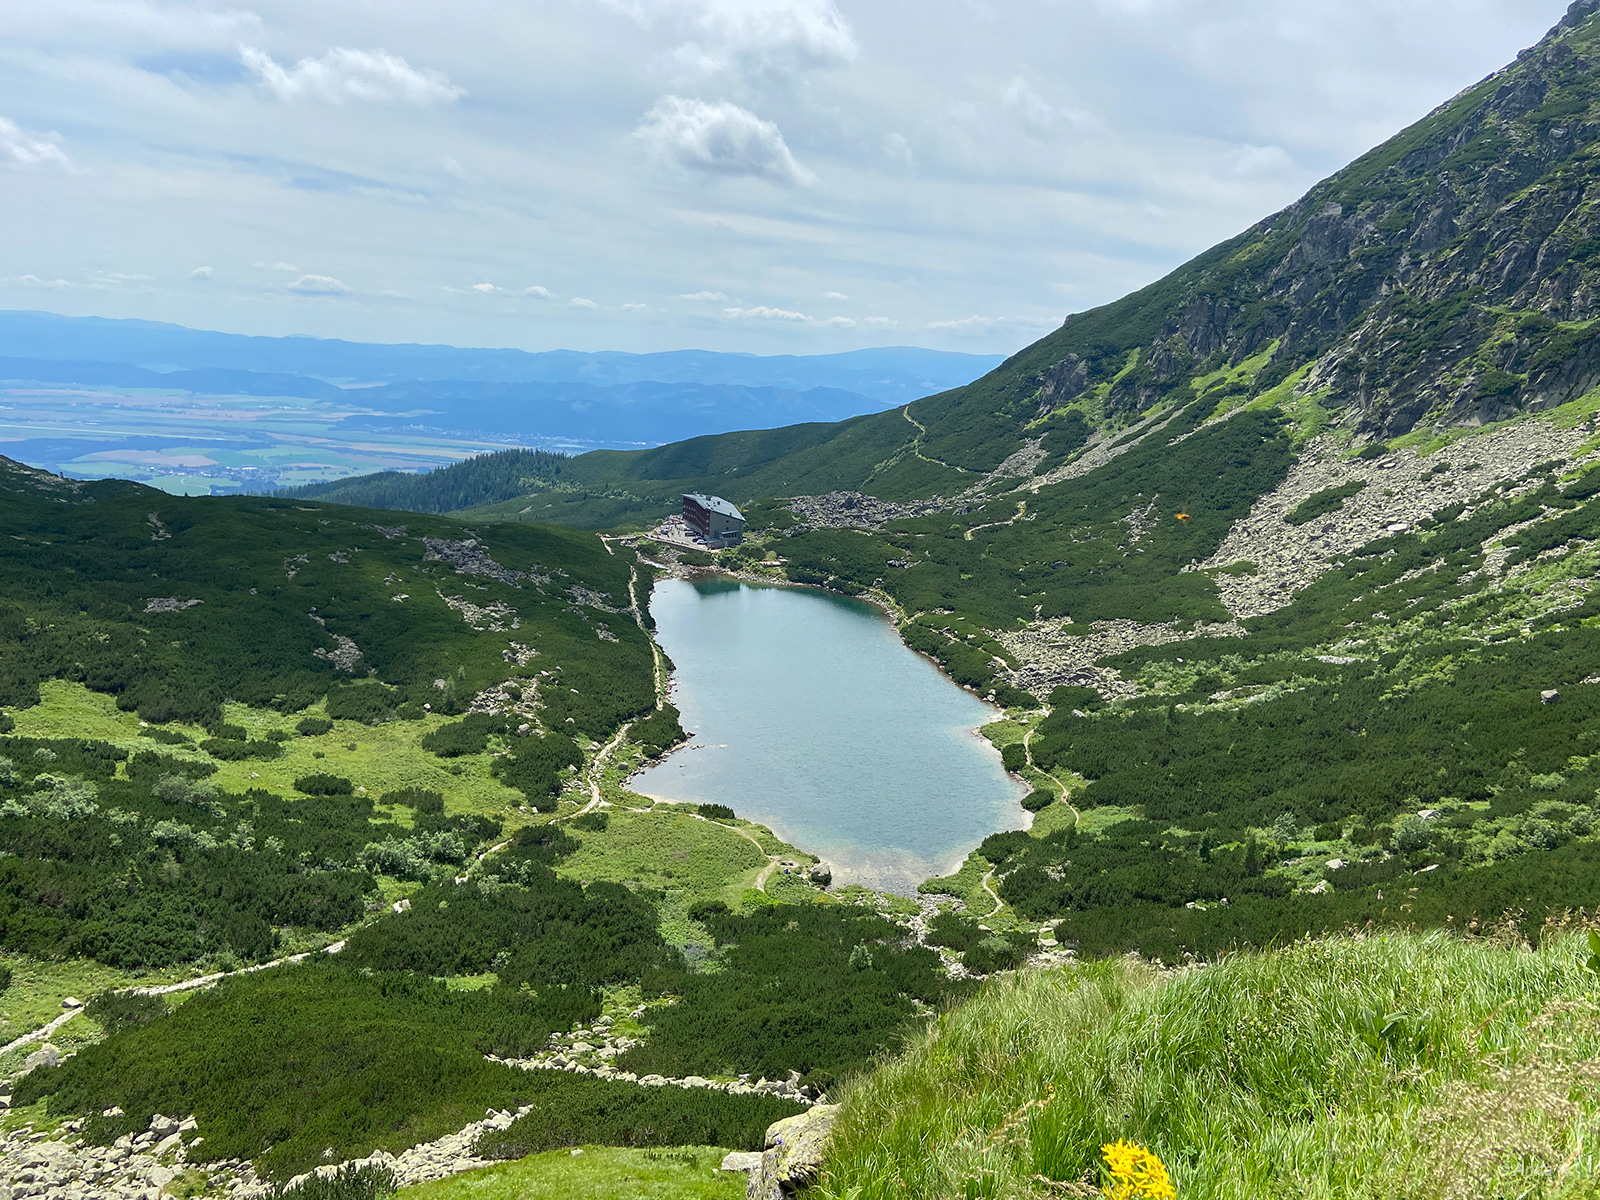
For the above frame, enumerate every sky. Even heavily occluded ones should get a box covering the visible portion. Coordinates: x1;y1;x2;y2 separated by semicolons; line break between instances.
0;0;1573;356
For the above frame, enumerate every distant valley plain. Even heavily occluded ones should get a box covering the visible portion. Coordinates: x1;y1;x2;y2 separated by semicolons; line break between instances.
0;310;1002;495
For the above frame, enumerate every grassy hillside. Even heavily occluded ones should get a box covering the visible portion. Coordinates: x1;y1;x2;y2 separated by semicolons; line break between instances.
819;929;1600;1199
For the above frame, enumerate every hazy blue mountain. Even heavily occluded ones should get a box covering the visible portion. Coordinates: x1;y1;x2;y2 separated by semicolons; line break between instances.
0;311;1003;403
0;312;1003;491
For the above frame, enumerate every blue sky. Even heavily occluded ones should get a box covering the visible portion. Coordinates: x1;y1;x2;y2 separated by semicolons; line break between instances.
0;0;1569;355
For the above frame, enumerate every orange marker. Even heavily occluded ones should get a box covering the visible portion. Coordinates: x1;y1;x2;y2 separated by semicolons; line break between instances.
1174;512;1190;521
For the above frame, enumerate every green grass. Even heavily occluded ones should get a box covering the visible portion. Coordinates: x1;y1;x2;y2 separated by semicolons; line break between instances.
10;681;526;817
817;929;1600;1200
0;954;184;1044
556;807;766;903
396;1146;744;1200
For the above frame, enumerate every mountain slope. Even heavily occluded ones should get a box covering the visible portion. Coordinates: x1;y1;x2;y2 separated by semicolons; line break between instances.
368;0;1600;521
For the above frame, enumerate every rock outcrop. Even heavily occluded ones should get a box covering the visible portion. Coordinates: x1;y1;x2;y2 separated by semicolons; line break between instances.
747;1104;840;1200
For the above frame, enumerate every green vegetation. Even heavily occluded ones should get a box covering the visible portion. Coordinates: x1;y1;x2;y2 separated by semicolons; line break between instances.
818;931;1600;1199
284;449;570;515
782;402;1291;626
396;1146;744;1200
1285;479;1367;524
472;1082;802;1157
17;960;569;1179
620;903;968;1091
275;1163;397;1200
0;734;378;966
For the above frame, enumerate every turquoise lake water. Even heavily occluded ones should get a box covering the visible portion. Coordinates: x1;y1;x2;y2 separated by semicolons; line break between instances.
630;577;1028;892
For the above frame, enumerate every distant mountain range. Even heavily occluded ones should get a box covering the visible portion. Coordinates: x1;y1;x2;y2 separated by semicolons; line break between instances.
0;311;1003;445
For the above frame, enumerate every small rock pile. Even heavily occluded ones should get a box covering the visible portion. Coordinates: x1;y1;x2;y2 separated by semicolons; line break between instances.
785;492;945;531
280;1106;534;1194
0;1111;270;1200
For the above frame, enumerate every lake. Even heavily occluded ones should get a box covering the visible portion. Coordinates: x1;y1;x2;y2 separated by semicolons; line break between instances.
630;576;1028;892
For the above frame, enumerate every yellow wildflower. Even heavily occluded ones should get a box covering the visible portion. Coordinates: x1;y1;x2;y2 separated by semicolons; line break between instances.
1100;1139;1175;1200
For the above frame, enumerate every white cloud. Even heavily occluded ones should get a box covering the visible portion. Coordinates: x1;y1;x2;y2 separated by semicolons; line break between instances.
636;96;814;186
188;266;213;280
0;117;69;168
882;132;913;168
240;46;465;105
607;0;857;80
10;274;88;289
679;290;729;301
1228;144;1296;175
725;305;810;321
569;297;598;309
472;282;496;292
929;314;1000;332
522;285;553;298
929;314;1056;334
622;302;649;310
824;290;848;300
1001;77;1090;137
287;274;353;295
720;305;884;329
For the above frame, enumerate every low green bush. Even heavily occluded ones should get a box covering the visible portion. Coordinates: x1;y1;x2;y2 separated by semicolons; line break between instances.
493;734;583;809
295;717;333;737
1286;480;1367;525
696;803;736;821
138;728;191;745
618;905;968;1090
631;704;687;757
294;773;354;796
325;686;401;725
421;714;509;758
270;1163;395;1200
84;991;167;1036
1020;789;1055;813
202;738;282;761
383;787;444;814
15;961;597;1181
472;1076;806;1158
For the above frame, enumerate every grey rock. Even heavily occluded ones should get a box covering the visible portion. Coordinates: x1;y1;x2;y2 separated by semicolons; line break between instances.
147;1114;180;1138
20;1045;59;1073
720;1151;763;1173
1543;688;1561;703
747;1104;839;1200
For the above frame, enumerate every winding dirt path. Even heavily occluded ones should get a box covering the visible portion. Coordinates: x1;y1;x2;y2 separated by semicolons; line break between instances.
964;499;1028;541
567;566;669;820
977;869;1003;918
902;406;973;474
1022;720;1082;826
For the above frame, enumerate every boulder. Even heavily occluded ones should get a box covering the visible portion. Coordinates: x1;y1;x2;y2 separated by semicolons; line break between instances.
747;1104;839;1200
21;1044;60;1073
721;1151;763;1173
